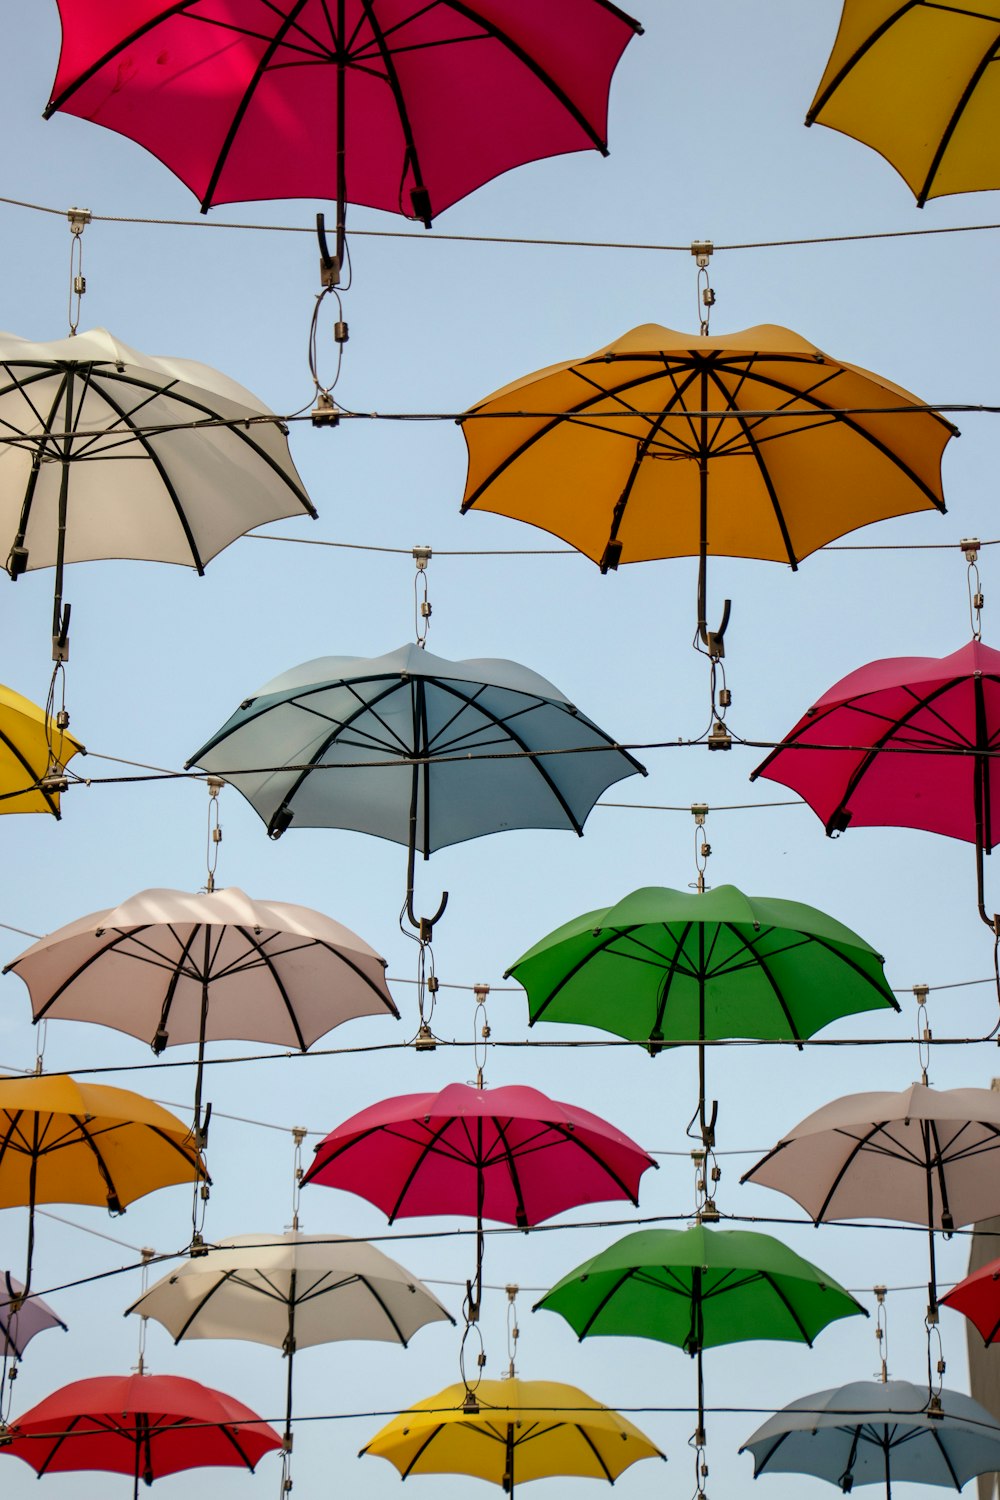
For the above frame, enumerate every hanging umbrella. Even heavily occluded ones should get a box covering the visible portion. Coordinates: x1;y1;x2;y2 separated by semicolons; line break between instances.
807;1;1000;207
360;1377;665;1491
741;1379;1000;1495
751;639;1000;928
0;1074;206;1292
44;0;642;269
942;1254;1000;1344
0;327;315;659
0;1272;66;1360
535;1224;865;1478
741;1083;1000;1312
0;1371;281;1496
506;883;897;1145
459;322;953;653
303;1081;656;1316
127;1230;454;1457
0;681;83;816
4;886;397;1145
185;644;645;932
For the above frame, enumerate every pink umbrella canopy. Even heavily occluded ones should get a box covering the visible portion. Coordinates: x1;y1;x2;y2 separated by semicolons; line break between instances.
0;1273;66;1361
45;1;643;219
302;1080;656;1225
751;639;1000;924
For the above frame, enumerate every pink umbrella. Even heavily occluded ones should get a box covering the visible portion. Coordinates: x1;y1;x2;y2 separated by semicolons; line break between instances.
751;639;1000;927
303;1081;656;1315
45;1;643;275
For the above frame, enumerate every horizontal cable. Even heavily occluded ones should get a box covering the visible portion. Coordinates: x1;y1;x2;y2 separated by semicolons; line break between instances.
3;191;1000;255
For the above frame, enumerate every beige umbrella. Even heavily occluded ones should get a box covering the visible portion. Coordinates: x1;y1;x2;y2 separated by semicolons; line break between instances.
4;887;398;1145
742;1083;1000;1314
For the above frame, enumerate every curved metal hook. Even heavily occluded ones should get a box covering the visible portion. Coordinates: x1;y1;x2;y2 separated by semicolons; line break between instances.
698;597;731;659
699;1096;718;1150
406;885;448;940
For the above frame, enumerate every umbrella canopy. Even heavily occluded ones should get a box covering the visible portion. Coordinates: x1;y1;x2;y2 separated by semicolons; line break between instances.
302;1081;656;1226
807;1;1000;207
533;1225;866;1351
742;1379;1000;1494
360;1378;665;1489
0;1371;281;1492
0;681;83;817
44;1;643;222
742;1083;1000;1229
459;322;953;649
751;639;1000;924
507;883;897;1143
186;643;644;931
942;1254;1000;1344
0;1272;66;1360
0;327;314;657
4;885;396;1047
127;1230;453;1349
0;1074;206;1291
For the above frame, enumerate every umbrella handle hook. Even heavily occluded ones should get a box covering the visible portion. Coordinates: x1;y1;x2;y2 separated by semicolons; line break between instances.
697;597;731;658
405;886;448;940
699;1097;718;1150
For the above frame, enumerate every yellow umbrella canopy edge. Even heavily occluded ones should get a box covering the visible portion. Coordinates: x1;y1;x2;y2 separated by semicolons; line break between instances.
0;1074;207;1212
458;323;954;570
359;1378;665;1486
0;682;84;817
807;0;1000;206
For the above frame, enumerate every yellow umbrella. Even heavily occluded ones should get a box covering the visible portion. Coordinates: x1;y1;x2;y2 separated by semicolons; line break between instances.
808;1;1000;206
0;682;83;817
460;323;953;653
360;1378;665;1491
0;1075;206;1291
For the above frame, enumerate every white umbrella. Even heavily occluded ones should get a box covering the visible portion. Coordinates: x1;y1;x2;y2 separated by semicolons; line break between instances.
4;886;397;1144
0;328;315;656
127;1231;454;1463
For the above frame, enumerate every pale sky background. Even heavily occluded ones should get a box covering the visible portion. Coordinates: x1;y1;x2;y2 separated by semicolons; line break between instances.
1;4;1000;1499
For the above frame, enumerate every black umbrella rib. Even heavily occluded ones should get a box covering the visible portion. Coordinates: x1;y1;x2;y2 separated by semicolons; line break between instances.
156;923;204;1036
491;1115;531;1225
757;1270;822;1345
721;923;804;1043
576;1423;615;1481
572;1268;636;1339
805;1121;890;1222
795;933;900;1011
45;2;200;112
146;1122;209;1181
382;1117;459;1223
822;676;968;833
441;1;623;152
162;1268;239;1342
201;0;313;210
11;369;71;555
524;924;656;1024
461;363;703;509
0;721;60;818
652;922;696;1036
68;1112;127;1210
354;1273;409;1343
229;925;307;1049
805;3;919;121
417;678;432;861
34;1412;86;1477
358;1;431;210
28;927;161;1020
924;28;1000;204
605;369;701;546
217;1414;266;1470
397;1423;446;1477
705;365;798;568
545;1122;644;1203
927;1424;963;1490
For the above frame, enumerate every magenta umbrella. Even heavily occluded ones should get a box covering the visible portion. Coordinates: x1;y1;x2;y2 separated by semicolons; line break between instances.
45;0;643;272
751;639;1000;928
303;1081;656;1315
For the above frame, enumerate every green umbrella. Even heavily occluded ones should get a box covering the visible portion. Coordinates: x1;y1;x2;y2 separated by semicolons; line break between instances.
507;884;897;1145
534;1224;867;1462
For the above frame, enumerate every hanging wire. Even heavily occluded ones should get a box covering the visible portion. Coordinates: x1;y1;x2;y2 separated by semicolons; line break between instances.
458;1317;486;1411
204;778;223;893
689;805;711;894
413;546;432;647
691;1147;721;1225
289;1127;306;1232
914;986;932;1086
691;241;715;336
472;985;491;1089
401;904;440;1052
874;1286;890;1384
133;1247;155;1376
964;538;985;641
65;207;90;336
504;1284;519;1380
926;1314;946;1412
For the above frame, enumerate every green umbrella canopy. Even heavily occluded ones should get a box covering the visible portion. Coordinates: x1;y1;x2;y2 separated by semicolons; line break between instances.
507;884;897;1050
533;1225;867;1351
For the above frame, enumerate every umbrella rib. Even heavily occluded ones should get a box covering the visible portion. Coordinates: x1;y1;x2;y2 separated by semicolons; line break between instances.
146;1121;208;1180
398;1422;447;1477
721;922;804;1041
230;925;308;1049
576;1423;615;1480
10;367;70;566
757;1270;819;1345
605;366;703;547
25;927;156;1019
575;1268;637;1338
68;1112;126;1208
356;1;432;208
353;1273;409;1343
544;1122;644;1204
790;931;899;1012
491;1115;531;1225
381;1117;459;1222
819;676;971;833
521;924;631;1023
928;1424;963;1490
160;1268;239;1342
704;365;798;568
805;3;922;121
34;1411;86;1476
0;719;60;817
45;1;201;113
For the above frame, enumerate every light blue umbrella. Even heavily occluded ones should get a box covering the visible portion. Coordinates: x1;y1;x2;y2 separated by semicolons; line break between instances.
186;644;645;932
742;1379;1000;1496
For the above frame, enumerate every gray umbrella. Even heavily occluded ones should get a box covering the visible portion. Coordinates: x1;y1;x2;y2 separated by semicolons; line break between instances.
1;1272;66;1360
186;644;645;932
742;1379;1000;1496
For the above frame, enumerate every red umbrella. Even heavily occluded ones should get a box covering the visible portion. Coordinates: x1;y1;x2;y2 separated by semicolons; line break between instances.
45;0;643;268
942;1258;1000;1344
303;1080;656;1315
751;639;1000;927
0;1371;281;1495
